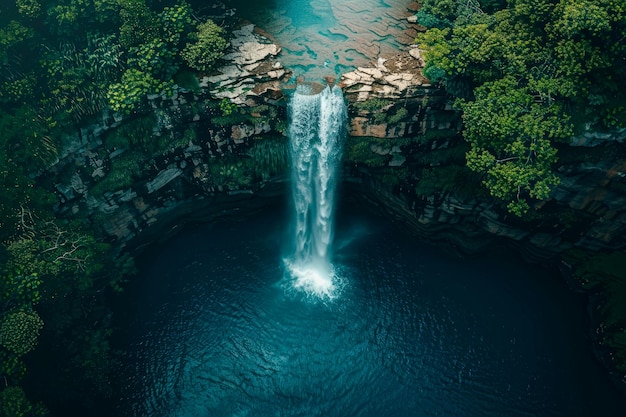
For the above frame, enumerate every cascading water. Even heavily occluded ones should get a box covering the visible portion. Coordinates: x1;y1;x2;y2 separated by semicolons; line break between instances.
285;84;347;299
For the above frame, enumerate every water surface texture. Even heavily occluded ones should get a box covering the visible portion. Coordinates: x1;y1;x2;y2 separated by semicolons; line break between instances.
116;205;625;417
231;0;415;80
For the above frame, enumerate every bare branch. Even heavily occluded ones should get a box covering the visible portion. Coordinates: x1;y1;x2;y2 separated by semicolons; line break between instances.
495;156;519;163
18;205;36;239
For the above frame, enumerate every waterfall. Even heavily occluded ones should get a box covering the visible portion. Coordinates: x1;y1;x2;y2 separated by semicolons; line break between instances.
285;84;347;298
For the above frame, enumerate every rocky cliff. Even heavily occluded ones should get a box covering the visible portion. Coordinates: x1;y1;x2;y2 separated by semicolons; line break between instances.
335;51;626;388
336;48;626;257
50;24;293;248
43;18;626;388
33;0;624;260
49;25;626;259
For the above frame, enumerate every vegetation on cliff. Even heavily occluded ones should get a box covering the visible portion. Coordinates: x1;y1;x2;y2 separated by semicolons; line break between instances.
416;0;626;383
416;0;626;216
1;0;625;412
0;0;230;414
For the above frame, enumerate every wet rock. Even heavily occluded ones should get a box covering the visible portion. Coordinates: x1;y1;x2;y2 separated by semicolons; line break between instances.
350;117;388;138
570;127;626;146
206;24;287;104
224;41;280;65
70;172;87;194
101;207;138;242
389;153;406;167
341;51;428;101
408;47;426;67
146;168;183;194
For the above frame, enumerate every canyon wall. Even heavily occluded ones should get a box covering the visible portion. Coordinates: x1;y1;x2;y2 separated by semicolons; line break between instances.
337;48;626;257
49;26;626;259
44;25;626;387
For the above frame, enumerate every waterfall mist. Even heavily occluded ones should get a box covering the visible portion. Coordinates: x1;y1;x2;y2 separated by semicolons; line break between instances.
284;84;347;299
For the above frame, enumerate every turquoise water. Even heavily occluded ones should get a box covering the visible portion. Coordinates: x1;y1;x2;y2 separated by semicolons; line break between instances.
115;203;626;416
231;0;414;81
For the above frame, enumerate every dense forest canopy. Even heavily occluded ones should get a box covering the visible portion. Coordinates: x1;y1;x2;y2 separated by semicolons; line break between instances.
0;1;230;415
1;0;229;238
416;0;626;214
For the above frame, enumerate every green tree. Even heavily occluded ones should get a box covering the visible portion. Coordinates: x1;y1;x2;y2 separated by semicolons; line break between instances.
0;386;47;417
0;311;44;357
0;73;36;104
0;107;57;239
118;0;159;48
16;0;42;19
93;0;121;24
181;20;228;73
550;0;611;37
128;38;178;79
47;0;89;34
417;0;626;214
0;20;35;63
160;0;194;45
107;68;172;113
459;77;572;215
416;0;459;28
1;210;133;400
40;36;124;122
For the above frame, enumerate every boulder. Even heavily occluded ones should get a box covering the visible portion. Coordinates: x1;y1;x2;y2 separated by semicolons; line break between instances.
341;51;428;102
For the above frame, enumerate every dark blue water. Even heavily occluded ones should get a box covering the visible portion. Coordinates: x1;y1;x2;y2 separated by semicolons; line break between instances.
116;203;625;416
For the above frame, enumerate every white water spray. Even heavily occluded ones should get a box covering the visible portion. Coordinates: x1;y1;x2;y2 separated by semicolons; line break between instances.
285;84;347;299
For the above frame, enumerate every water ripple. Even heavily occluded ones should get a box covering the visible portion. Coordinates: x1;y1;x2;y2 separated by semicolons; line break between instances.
116;210;626;417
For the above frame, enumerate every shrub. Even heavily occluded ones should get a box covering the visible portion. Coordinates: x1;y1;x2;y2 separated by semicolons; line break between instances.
247;138;288;180
0;386;47;417
345;137;388;167
107;69;173;114
209;159;252;189
91;151;144;197
181;20;229;73
0;310;44;356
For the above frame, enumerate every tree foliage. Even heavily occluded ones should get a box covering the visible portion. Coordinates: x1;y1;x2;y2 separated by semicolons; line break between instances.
416;0;626;214
0;210;134;409
0;0;227;412
181;20;229;73
459;76;572;214
118;0;159;48
0;386;47;417
107;68;172;113
16;0;42;18
0;311;44;356
0;1;233;409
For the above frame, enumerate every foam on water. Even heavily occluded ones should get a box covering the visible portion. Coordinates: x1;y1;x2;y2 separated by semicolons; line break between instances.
284;258;337;300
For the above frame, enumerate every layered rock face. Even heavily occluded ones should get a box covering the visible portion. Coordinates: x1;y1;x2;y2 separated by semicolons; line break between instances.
51;25;291;248
49;21;626;258
344;102;626;257
334;49;626;257
202;24;288;105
